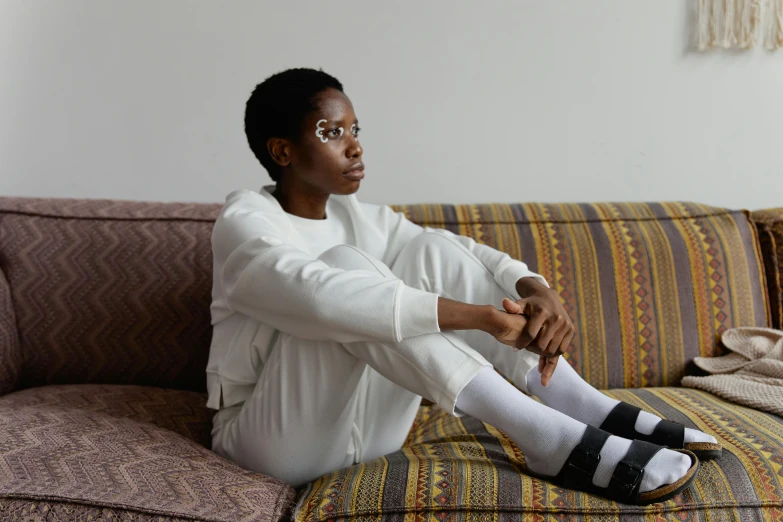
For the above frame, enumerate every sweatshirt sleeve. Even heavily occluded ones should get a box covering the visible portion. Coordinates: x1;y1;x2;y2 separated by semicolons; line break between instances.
211;204;441;345
380;204;549;300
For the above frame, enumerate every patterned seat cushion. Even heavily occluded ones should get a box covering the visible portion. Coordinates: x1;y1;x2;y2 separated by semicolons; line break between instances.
0;384;296;522
390;202;770;390
295;387;783;521
1;383;214;447
0;502;198;521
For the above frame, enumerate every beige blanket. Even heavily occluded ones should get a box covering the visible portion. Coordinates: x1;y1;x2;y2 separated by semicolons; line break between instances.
681;327;783;417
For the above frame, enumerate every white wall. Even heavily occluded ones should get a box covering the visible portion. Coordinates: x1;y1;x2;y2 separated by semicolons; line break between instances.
1;0;781;209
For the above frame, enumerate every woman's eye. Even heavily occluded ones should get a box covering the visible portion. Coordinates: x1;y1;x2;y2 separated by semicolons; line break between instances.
352;127;361;136
329;129;340;137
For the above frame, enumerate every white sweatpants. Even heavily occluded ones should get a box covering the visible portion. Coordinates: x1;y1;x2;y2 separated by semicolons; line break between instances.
211;230;540;487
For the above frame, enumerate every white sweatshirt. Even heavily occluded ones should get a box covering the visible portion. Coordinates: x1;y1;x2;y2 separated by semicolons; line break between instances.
206;185;547;410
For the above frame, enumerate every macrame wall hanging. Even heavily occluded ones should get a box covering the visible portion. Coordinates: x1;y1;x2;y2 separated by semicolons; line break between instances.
698;0;783;49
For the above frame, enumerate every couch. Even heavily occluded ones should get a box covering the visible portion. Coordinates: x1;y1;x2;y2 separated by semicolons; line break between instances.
0;195;781;521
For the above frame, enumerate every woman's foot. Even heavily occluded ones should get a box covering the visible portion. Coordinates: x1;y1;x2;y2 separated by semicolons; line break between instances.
525;360;718;448
456;366;695;497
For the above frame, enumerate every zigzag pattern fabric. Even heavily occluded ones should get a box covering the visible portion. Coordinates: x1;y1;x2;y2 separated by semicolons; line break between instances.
0;198;769;393
0;384;295;521
0;197;222;392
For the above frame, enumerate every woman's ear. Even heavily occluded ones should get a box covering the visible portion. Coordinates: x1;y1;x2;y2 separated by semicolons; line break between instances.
267;138;292;167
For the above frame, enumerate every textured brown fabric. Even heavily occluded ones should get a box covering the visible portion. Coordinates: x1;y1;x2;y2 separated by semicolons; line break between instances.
2;384;214;447
0;196;221;392
0;499;196;521
0;196;222;220
0;266;21;396
0;384;296;522
751;208;783;329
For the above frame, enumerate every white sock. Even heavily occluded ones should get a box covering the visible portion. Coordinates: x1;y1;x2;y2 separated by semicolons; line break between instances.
456;366;691;493
525;361;717;445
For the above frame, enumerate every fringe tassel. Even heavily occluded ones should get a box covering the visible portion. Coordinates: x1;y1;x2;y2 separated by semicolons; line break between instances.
764;0;783;49
698;0;713;50
725;0;738;47
737;0;761;48
698;0;765;49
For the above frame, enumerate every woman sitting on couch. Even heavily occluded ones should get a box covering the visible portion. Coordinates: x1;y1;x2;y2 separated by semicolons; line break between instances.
206;67;721;506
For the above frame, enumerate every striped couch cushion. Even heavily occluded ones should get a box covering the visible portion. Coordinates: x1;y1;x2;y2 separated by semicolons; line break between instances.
392;202;770;389
295;388;783;521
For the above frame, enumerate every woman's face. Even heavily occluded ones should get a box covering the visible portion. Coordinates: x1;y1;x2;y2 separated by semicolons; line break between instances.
281;88;365;195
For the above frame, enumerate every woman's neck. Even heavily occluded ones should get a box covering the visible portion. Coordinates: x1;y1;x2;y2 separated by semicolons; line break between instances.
271;179;329;220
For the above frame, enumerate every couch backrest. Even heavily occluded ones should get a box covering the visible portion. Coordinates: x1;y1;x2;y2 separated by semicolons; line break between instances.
0;197;770;393
393;201;770;389
750;208;783;330
0;196;221;393
0;265;21;395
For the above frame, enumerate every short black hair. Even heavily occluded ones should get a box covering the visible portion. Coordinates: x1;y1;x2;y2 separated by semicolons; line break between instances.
245;68;344;182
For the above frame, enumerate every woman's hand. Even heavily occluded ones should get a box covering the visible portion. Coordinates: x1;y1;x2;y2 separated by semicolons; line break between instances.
485;301;561;387
504;278;576;386
488;301;531;347
437;291;574;387
492;298;554;386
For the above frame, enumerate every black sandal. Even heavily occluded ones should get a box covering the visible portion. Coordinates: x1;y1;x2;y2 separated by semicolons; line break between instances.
599;402;723;460
525;425;700;506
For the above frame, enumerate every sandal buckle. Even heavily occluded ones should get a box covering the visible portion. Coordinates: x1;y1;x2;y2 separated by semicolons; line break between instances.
614;459;644;494
564;444;601;488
